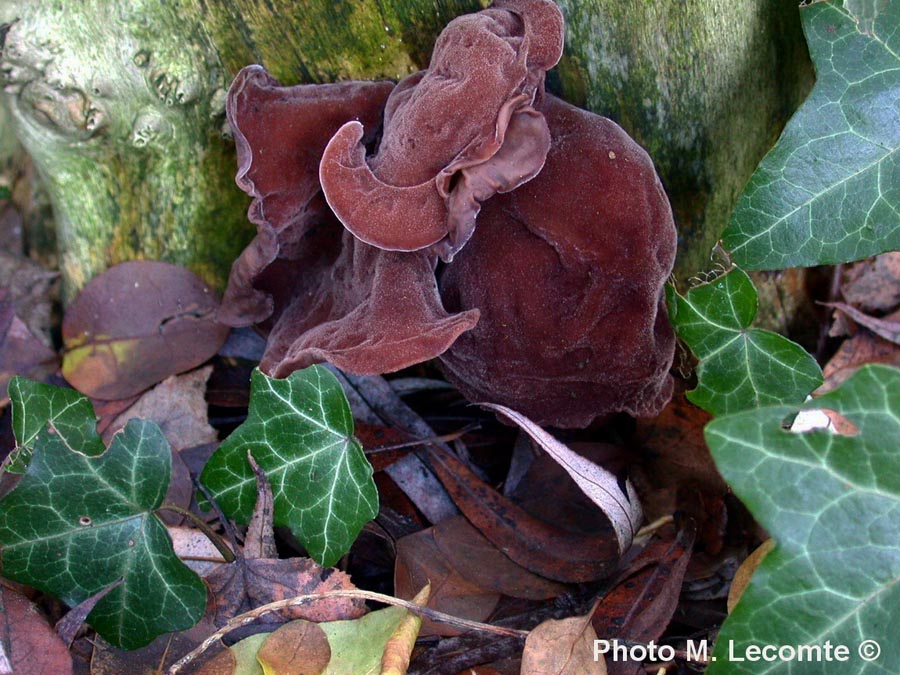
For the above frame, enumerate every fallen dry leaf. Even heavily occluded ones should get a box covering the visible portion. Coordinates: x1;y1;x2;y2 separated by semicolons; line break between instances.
246;452;277;559
432;517;566;600
381;584;430;675
257;619;331;675
101;366;218;449
62;261;229;400
522;609;606;675
510;444;621;540
191;648;238;675
394;526;499;637
0;292;58;407
632;393;727;524
168;526;232;577
481;404;642;556
727;539;776;613
89;616;218;675
840;252;900;313
424;443;621;583
54;579;123;647
823;302;900;345
356;423;417;472
819;322;900;393
0;585;72;675
0;248;58;347
206;557;365;628
592;523;696;675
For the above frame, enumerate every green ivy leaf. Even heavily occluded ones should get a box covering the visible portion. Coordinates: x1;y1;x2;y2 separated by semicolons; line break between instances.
666;268;822;416
705;364;900;674
0;419;206;649
200;366;378;567
722;0;899;269
5;377;104;473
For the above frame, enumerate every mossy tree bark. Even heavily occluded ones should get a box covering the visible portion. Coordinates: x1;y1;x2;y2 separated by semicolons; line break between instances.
0;0;812;300
553;0;814;280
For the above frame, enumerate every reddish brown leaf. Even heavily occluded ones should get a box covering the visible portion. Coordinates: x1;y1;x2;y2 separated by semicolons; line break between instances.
206;557;364;628
432;517;566;600
592;523;696;675
257;620;331;675
357;423;416;472
0;293;58;407
424;445;621;583
394;526;500;637
61;261;229;400
191;648;238;675
510;444;623;538
92;395;140;436
0;585;72;675
632;393;727;524
819;323;900;394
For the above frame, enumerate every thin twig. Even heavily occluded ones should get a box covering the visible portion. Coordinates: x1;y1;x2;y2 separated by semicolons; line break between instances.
636;514;674;538
364;424;480;455
168;589;528;674
192;475;242;553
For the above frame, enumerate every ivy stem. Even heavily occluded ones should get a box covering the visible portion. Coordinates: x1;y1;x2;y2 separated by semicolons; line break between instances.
157;503;236;563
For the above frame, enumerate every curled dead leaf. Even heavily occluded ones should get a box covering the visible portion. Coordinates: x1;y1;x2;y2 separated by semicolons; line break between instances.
380;584;430;675
207;557;364;628
424;444;621;583
727;539;775;613
481;404;642;555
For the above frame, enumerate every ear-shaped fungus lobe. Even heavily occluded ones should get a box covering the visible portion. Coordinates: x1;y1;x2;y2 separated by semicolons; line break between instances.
219;66;394;327
438;95;677;428
262;242;478;377
219;66;478;376
319;0;563;261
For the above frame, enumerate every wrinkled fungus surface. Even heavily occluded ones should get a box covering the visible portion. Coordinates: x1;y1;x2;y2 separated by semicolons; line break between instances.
221;0;677;427
219;66;478;377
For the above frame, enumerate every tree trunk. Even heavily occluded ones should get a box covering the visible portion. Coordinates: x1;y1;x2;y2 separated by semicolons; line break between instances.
553;0;814;279
0;0;812;300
